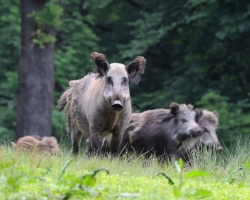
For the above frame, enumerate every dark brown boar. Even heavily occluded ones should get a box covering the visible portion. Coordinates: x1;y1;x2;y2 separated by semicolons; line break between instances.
58;52;146;155
11;136;60;154
118;102;203;162
173;109;222;162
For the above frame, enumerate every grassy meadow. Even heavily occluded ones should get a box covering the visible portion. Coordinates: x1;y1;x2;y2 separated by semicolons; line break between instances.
1;139;250;200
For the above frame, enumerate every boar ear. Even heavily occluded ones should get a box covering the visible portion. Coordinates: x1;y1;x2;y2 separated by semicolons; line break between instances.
195;108;203;122
170;102;179;116
213;111;219;118
91;52;109;76
126;56;146;85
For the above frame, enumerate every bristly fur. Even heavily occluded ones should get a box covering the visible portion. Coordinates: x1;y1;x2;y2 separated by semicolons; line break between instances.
199;110;219;126
57;73;97;139
57;86;77;133
58;88;72;111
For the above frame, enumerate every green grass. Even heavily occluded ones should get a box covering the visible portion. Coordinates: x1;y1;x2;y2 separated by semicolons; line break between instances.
1;140;250;200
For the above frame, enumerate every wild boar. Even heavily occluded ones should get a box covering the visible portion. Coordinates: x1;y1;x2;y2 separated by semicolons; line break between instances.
118;102;203;162
172;109;222;162
11;136;60;154
58;52;146;155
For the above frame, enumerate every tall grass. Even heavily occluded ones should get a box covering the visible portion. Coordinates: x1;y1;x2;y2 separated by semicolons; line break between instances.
1;137;250;199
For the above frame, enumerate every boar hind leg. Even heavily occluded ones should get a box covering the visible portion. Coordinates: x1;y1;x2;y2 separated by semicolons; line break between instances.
71;130;82;156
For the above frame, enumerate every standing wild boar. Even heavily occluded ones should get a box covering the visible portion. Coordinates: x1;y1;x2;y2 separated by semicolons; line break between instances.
58;52;146;155
118;102;203;162
172;109;223;162
11;136;60;154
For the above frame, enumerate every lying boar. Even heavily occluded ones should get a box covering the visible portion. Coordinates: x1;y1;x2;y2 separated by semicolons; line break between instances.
118;102;203;161
172;109;223;162
58;52;146;155
11;136;60;154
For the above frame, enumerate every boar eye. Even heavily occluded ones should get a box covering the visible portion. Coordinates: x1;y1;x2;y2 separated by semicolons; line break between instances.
181;118;187;123
106;76;113;85
122;77;127;85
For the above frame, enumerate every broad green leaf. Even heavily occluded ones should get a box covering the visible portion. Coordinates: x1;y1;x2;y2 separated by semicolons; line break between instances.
173;186;180;197
82;174;96;187
189;189;212;198
185;170;211;178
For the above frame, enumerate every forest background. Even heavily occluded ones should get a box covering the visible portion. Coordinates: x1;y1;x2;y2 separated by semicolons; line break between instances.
1;0;250;147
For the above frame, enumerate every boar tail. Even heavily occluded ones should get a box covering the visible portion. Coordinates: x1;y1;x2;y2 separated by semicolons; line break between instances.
58;95;67;111
58;88;72;111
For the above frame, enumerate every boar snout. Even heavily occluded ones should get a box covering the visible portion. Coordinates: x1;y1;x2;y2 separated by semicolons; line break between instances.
111;100;123;111
203;143;223;152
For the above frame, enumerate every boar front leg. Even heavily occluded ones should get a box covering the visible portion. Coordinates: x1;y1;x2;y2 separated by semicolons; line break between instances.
110;126;122;155
89;132;102;155
71;129;82;156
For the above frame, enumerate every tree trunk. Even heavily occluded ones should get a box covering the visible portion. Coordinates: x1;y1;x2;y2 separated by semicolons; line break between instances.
16;0;54;139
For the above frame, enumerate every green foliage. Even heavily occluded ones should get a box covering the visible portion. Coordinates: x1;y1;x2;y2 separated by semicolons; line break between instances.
105;0;250;110
28;1;63;29
52;108;66;140
185;170;211;178
0;0;20;73
0;0;20;144
31;28;57;48
28;0;63;48
0;71;18;144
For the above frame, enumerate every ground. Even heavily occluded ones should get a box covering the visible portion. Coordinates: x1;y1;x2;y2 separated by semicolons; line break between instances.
0;142;250;199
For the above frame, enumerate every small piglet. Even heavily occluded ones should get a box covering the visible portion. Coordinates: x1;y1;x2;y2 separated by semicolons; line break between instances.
11;136;60;154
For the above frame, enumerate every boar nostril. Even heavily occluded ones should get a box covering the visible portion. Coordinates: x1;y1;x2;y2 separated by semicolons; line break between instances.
111;100;123;111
